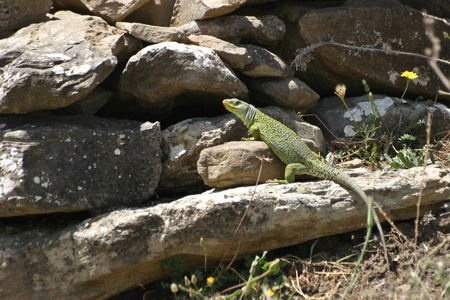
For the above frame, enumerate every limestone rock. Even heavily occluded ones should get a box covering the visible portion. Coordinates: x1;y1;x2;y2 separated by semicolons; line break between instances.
117;15;285;46
0;114;162;217
0;165;448;299
119;42;248;111
197;141;286;188
116;21;188;43
170;0;247;26
0;11;141;114
178;15;286;45
53;0;150;22
159;104;325;193
249;77;320;111
239;44;293;77
187;35;253;69
290;2;450;101
309;94;450;139
124;0;175;26
0;0;52;30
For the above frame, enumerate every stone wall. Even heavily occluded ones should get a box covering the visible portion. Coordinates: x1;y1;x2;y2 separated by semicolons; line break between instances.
0;0;449;299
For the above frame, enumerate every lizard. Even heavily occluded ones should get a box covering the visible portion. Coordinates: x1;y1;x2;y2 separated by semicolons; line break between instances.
222;98;389;266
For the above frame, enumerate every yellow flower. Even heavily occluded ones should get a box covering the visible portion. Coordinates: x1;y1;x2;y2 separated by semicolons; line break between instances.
207;277;214;286
401;71;418;80
267;289;275;297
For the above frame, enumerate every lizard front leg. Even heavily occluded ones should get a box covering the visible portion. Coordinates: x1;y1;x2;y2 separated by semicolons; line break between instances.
243;124;261;141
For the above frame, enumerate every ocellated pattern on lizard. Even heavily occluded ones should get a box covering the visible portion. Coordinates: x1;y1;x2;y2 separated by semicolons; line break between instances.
223;98;389;266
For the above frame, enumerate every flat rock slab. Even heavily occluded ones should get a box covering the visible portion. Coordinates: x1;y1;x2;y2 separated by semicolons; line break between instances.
0;114;162;217
0;165;448;299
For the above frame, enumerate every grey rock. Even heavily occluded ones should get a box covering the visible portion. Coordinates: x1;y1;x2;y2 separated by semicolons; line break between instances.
1;165;448;299
117;15;286;46
55;87;113;115
179;15;286;45
239;44;293;77
0;11;140;114
0;114;162;217
116;21;188;43
119;42;248;111
0;0;52;30
159;103;325;193
289;2;450;101
249;77;319;111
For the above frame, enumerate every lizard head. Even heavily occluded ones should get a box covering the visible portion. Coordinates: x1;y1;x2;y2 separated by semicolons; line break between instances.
222;98;250;120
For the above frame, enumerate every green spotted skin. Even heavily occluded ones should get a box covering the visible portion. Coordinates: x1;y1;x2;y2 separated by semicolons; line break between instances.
223;99;389;266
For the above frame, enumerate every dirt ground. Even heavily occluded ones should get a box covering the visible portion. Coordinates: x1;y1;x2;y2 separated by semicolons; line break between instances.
112;203;449;299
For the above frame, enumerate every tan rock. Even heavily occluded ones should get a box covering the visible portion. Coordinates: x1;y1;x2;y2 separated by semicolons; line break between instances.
197;141;286;188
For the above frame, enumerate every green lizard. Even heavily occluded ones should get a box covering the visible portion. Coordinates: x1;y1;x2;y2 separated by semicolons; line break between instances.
223;98;389;266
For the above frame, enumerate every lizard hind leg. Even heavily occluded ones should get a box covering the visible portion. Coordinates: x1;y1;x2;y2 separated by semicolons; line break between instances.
267;163;308;184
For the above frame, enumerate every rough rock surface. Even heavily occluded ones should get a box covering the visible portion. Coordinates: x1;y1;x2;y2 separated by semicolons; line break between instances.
124;0;175;26
1;165;448;299
187;35;253;69
116;21;188;43
0;0;52;30
159;105;325;193
0;114;162;217
170;0;247;26
239;44;293;77
178;15;286;45
249;77;320;111
119;42;248;111
283;2;450;100
54;0;150;22
309;94;450;139
0;11;140;114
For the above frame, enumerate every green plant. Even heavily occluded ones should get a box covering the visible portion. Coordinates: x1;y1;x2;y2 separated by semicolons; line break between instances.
334;73;436;169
